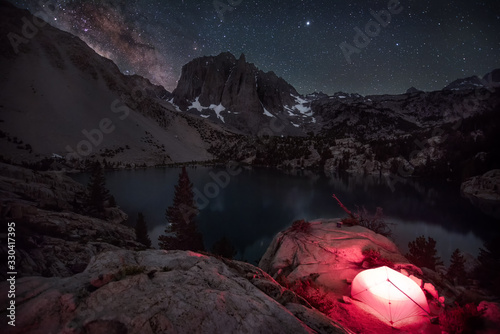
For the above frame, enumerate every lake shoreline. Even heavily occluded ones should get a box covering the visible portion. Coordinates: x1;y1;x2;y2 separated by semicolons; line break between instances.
69;166;497;268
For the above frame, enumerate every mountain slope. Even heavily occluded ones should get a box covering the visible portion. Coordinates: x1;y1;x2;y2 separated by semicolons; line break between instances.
0;1;233;166
1;1;499;180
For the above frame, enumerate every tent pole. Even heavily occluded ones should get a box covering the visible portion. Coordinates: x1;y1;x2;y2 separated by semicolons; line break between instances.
387;278;431;315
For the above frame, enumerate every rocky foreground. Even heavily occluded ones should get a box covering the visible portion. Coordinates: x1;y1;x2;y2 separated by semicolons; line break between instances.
0;163;140;278
2;162;499;333
0;250;350;334
259;219;500;333
259;220;437;333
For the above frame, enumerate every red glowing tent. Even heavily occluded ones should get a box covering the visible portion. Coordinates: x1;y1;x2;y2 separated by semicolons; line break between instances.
351;266;430;326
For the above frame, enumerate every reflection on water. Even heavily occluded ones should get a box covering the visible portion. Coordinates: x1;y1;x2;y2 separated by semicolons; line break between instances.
71;167;499;266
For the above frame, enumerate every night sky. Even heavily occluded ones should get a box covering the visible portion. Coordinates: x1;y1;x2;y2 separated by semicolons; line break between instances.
10;0;500;96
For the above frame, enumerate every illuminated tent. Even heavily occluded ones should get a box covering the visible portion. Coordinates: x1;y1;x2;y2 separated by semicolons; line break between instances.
351;266;430;326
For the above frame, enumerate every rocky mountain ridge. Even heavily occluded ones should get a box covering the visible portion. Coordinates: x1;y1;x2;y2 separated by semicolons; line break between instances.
0;1;236;167
172;52;310;134
443;69;500;91
1;1;499;184
169;49;500;140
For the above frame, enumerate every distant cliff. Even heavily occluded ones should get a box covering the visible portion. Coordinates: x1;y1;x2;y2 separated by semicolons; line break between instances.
172;52;308;134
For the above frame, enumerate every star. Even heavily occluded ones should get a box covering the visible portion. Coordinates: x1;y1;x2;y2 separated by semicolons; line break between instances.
20;0;500;96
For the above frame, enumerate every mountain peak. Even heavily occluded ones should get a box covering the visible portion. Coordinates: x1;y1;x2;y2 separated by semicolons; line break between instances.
443;75;484;91
406;86;422;94
172;53;300;134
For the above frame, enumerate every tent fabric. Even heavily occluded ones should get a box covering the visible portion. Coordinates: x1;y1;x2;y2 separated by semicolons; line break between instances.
351;266;430;325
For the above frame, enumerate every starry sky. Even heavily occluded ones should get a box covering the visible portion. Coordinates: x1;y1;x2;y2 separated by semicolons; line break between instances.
10;0;500;96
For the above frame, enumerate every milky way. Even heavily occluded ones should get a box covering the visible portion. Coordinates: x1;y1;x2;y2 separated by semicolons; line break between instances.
9;0;500;95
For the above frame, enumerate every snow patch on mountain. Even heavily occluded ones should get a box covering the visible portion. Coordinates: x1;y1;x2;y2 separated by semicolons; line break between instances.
281;95;314;123
213;104;226;122
187;97;226;123
292;95;313;116
263;107;274;117
190;97;204;112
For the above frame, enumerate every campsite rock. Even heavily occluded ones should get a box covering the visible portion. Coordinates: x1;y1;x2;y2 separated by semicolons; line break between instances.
259;219;414;297
0;250;350;334
342;296;353;304
423;283;439;300
477;301;500;333
410;275;423;288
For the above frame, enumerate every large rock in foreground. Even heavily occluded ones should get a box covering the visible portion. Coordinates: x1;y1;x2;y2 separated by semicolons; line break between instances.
259;220;414;297
258;220;443;333
0;250;349;334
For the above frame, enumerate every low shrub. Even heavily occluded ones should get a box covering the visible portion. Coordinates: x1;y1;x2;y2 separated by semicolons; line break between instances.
115;265;145;280
362;249;394;268
290;219;312;234
439;303;484;334
278;274;336;315
356;206;393;238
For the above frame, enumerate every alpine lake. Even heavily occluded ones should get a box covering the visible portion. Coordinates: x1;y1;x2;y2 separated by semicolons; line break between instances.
71;165;499;266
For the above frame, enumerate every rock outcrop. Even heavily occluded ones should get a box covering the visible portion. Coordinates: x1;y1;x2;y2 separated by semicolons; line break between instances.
0;163;140;278
0;250;350;334
258;219;449;333
443;69;500;91
172;52;305;134
443;75;486;91
259;219;415;297
461;169;500;218
461;169;500;202
173;53;299;114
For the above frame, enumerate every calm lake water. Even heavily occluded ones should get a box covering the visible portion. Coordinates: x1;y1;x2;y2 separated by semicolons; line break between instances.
71;166;498;266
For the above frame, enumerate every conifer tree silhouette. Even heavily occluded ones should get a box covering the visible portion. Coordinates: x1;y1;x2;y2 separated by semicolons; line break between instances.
158;167;204;251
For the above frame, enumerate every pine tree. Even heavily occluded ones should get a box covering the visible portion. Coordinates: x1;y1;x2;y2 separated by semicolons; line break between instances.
84;161;110;218
158;167;204;251
447;248;467;285
405;235;443;270
135;212;151;248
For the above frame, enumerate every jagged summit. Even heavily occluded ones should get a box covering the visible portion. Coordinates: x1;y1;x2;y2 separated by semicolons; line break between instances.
172;52;308;134
443;75;485;91
443;69;500;91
